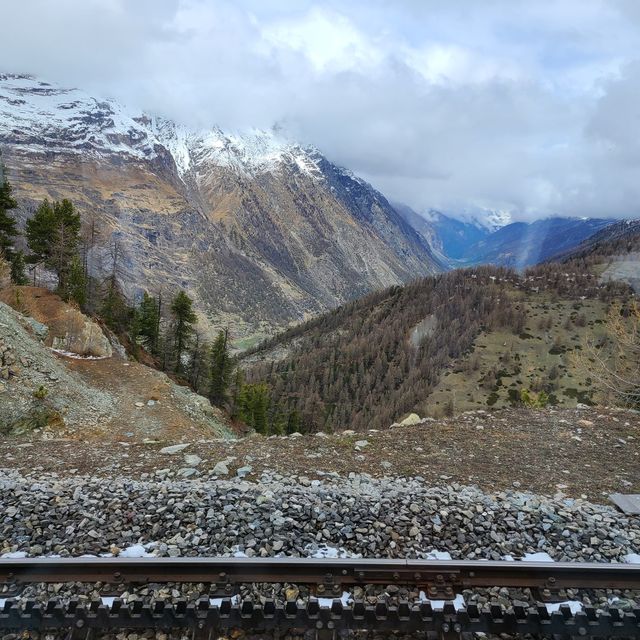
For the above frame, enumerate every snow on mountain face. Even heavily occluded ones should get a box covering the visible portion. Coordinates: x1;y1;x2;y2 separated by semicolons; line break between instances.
0;73;441;339
0;74;322;179
0;74;158;159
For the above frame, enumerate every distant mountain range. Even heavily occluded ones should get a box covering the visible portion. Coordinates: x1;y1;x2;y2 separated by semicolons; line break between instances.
398;206;616;269
0;73;441;340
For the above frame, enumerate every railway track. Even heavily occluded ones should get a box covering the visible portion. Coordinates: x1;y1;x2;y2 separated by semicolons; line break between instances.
1;557;640;637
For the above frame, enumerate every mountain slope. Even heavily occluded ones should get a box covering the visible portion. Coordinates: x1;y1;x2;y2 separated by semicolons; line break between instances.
0;74;441;340
441;217;613;268
395;206;490;263
554;218;640;260
241;261;634;432
0;287;232;439
550;218;640;293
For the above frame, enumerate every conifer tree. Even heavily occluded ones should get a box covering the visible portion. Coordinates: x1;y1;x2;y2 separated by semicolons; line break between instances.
0;158;21;279
229;368;245;420
188;330;209;391
10;250;28;285
66;255;87;307
134;292;160;352
26;199;81;289
209;329;232;407
170;290;197;374
237;383;270;433
286;409;302;434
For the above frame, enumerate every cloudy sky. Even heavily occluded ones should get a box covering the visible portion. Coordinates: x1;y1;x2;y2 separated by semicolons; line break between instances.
3;0;640;221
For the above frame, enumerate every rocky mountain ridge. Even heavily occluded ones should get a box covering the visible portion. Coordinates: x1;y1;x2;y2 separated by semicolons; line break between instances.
0;74;440;341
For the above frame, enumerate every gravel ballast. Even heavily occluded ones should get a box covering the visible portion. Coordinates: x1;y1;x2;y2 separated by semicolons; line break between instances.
1;469;638;562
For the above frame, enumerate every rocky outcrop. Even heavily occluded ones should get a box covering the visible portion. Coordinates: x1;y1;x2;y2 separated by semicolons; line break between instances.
49;307;112;358
0;297;232;439
0;287;111;357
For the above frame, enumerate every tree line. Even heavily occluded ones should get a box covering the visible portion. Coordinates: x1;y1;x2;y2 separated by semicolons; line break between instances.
241;267;526;432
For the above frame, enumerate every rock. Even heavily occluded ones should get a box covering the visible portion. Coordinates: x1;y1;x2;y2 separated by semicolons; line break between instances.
49;308;112;358
380;461;393;469
135;402;144;408
236;466;253;478
354;440;369;450
177;468;197;478
159;444;190;455
23;317;49;340
400;413;421;426
212;461;230;476
272;540;284;552
184;454;202;467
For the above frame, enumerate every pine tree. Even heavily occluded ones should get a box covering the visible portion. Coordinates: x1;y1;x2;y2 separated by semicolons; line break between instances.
209;329;232;407
26;199;81;289
237;383;270;433
25;199;55;282
170;290;197;374
100;276;131;332
189;331;210;392
134;292;160;352
66;255;87;307
10;250;28;286
229;368;245;420
286;409;302;434
0;159;19;264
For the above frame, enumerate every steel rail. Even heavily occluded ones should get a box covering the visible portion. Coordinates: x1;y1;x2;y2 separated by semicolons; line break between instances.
2;559;640;637
1;557;639;592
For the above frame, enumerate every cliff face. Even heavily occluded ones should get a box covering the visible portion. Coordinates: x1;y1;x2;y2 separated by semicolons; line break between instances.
1;74;441;340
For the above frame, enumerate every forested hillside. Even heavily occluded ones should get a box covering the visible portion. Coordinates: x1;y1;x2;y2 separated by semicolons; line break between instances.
242;260;634;433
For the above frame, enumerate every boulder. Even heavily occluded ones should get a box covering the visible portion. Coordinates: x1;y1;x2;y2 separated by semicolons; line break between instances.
399;413;421;426
159;444;190;455
212;461;230;476
50;308;112;358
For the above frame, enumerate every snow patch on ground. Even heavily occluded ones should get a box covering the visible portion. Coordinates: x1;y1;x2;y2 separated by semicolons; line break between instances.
118;544;154;558
0;551;27;558
210;595;240;607
523;552;554;562
305;544;362;559
51;348;110;360
318;591;351;608
545;601;583;614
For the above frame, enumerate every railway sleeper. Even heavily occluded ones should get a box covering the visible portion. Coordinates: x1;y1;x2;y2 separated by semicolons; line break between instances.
1;598;640;638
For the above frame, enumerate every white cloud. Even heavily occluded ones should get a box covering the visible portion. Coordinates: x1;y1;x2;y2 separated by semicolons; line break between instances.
1;0;640;220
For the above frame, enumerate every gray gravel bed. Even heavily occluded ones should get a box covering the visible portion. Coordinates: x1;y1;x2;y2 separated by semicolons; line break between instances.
1;469;639;562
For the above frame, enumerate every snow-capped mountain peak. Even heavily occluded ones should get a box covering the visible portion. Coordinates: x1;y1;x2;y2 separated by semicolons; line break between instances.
0;73;323;179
